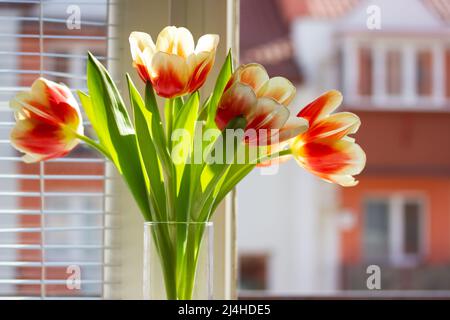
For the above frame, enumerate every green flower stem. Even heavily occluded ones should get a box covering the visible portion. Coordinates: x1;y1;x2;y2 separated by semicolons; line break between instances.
182;225;204;299
152;226;177;299
165;98;174;147
75;133;112;161
256;148;292;164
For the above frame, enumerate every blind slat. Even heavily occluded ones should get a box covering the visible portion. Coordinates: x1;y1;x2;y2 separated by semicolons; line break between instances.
0;51;111;60
0;157;104;163
0;69;87;80
0;34;113;40
0;192;107;197
0;262;117;267
0;226;114;233
0;244;113;249
0;209;116;215
0;16;114;27
0;174;108;180
0;280;115;285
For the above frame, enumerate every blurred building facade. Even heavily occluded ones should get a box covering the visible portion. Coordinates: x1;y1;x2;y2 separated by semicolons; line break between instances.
239;0;450;294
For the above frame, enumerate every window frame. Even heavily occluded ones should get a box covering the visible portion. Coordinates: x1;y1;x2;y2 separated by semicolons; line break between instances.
362;193;427;268
341;35;450;110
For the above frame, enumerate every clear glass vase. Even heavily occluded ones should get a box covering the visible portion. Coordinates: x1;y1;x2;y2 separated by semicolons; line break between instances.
143;222;213;300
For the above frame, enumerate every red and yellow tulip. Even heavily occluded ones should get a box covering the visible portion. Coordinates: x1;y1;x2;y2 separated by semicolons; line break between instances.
290;90;366;186
7;27;368;301
129;26;219;98
10;78;83;163
215;63;308;145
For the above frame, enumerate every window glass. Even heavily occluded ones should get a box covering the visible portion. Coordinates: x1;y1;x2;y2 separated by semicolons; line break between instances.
364;200;390;263
445;49;450;99
404;201;421;256
386;49;402;96
417;50;433;96
358;47;373;96
239;254;268;291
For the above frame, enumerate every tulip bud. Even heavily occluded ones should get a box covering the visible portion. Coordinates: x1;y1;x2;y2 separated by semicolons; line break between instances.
10;78;83;163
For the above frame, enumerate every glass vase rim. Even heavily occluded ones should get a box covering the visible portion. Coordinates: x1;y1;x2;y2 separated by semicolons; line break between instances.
144;221;213;226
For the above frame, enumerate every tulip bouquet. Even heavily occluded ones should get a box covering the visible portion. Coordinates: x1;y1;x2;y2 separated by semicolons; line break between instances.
9;26;365;299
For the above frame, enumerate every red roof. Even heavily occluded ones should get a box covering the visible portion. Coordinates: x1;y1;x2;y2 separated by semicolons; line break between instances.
240;0;302;83
278;0;450;24
239;0;450;85
424;0;450;23
277;0;360;22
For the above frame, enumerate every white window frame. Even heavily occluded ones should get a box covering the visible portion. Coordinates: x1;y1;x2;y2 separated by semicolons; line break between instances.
363;193;427;267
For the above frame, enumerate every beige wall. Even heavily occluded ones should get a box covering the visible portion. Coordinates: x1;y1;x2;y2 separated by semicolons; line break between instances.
108;0;239;299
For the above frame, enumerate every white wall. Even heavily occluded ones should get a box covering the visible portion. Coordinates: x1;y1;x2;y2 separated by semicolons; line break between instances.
238;11;347;295
338;0;446;31
238;137;340;294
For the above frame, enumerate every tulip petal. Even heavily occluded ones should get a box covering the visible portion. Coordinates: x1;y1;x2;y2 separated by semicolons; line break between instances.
186;34;219;92
156;26;194;58
10;78;82;133
277;116;309;142
174;27;195;57
325;174;359;187
129;32;156;82
195;34;219;53
245;97;289;145
247;97;289;131
215;82;257;130
297;90;343;124
235;63;269;92
10;119;72;163
302;112;361;142
129;31;155;61
292;136;366;187
150;51;189;98
187;51;215;92
155;26;176;52
257;76;296;106
28;78;49;106
10;81;50;121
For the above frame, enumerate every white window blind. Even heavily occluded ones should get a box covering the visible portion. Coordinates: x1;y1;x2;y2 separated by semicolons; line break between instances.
0;0;118;299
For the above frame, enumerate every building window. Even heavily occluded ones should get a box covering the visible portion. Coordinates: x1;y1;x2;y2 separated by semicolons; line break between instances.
403;201;421;256
347;40;450;108
386;49;402;96
416;50;433;97
364;200;390;262
239;254;269;291
445;48;450;99
363;197;424;267
357;46;373;96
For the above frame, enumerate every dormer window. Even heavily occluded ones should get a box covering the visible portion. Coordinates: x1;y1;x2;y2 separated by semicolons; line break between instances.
445;49;450;99
357;46;372;97
342;37;450;109
386;49;402;96
416;49;433;97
